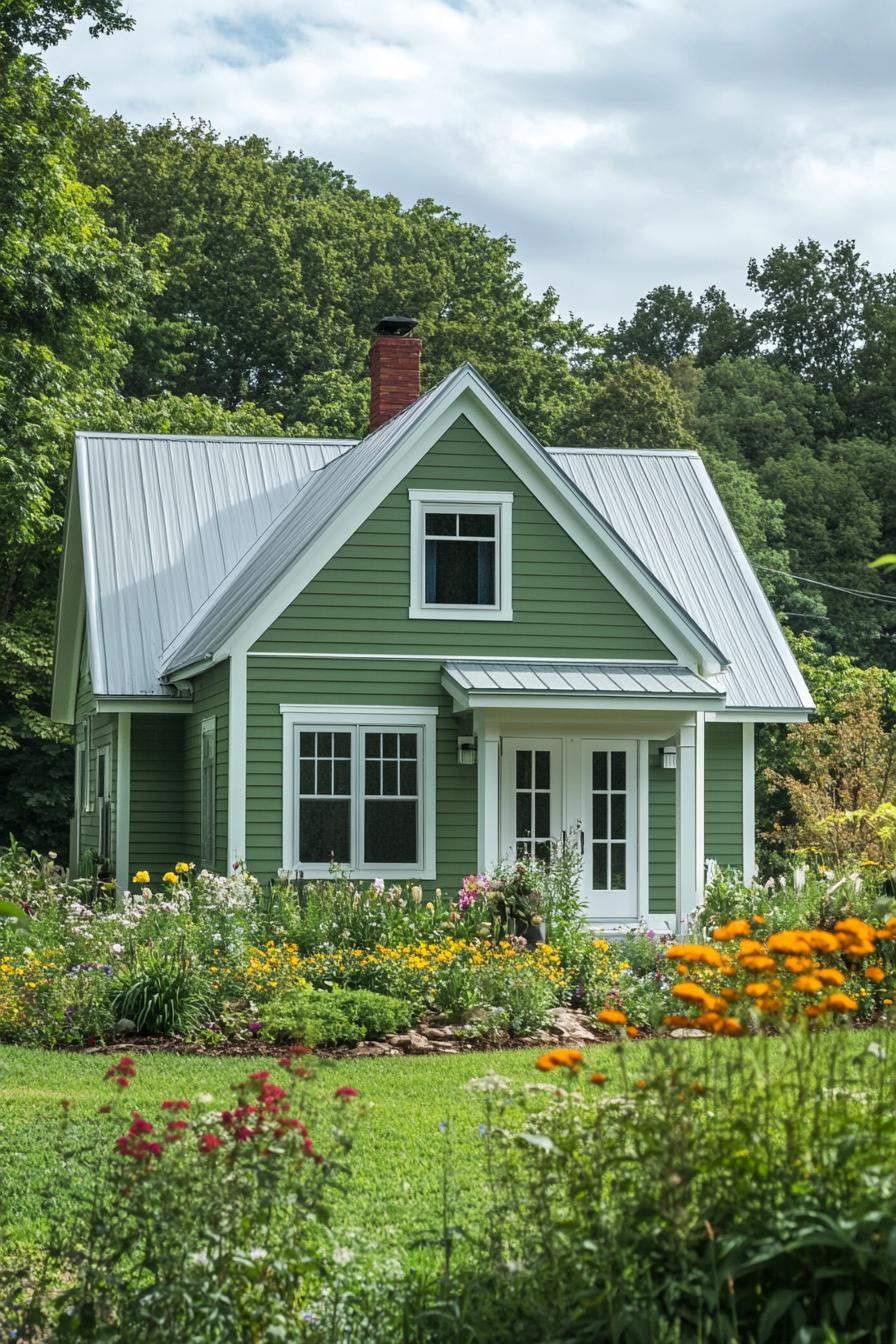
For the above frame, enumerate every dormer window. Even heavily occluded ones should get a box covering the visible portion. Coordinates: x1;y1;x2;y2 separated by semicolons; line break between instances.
409;489;512;620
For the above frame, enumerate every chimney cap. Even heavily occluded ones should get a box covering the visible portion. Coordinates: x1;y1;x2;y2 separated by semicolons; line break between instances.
376;315;418;337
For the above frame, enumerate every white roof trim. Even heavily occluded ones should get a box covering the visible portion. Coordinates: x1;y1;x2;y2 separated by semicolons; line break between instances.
163;364;726;677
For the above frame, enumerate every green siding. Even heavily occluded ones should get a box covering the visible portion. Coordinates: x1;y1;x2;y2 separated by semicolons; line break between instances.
255;416;673;659
246;416;672;888
704;722;744;870
129;715;185;881
246;658;475;893
73;660;117;873
648;749;676;914
183;660;230;872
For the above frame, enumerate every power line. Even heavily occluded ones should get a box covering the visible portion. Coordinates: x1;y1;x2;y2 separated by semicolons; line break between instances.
756;563;896;605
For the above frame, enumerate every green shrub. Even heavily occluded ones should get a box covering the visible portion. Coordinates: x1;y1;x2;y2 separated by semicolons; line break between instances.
110;948;212;1036
477;962;556;1036
261;986;414;1046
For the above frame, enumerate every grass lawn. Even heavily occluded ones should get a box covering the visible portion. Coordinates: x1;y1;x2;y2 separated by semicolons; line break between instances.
1;1032;873;1262
0;1043;604;1258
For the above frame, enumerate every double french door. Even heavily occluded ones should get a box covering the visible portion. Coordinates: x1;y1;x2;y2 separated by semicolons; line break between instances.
500;737;639;922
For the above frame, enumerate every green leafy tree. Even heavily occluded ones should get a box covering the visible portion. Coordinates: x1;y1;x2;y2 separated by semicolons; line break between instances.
608;283;754;368
79;117;597;441
559;358;695;449
694;357;818;468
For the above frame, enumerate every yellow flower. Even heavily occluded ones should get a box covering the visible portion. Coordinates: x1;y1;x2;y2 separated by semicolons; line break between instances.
175;861;190;874
162;871;177;884
133;870;150;885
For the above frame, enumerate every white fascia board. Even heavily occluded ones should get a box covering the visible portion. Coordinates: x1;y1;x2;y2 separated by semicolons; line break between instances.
95;697;194;715
51;467;87;724
210;368;725;675
704;709;812;723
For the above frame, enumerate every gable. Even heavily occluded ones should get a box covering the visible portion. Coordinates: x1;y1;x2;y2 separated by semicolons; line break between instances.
254;417;674;659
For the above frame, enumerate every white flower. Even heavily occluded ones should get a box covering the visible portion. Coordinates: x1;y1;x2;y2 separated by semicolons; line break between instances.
190;1250;210;1267
248;1247;267;1260
332;1246;353;1265
109;943;124;954
463;1073;512;1094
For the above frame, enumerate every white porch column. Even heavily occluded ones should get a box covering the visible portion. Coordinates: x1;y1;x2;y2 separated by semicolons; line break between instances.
474;711;500;872
695;711;705;901
115;711;131;893
228;651;247;867
675;719;700;935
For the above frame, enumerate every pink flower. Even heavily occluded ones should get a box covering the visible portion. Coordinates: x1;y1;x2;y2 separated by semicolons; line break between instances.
334;1087;360;1101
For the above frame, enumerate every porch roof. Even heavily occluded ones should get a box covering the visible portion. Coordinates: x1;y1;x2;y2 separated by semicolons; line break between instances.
441;660;727;711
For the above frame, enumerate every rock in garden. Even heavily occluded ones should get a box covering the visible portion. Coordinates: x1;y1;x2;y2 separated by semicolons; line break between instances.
547;1008;599;1041
669;1027;710;1039
348;1041;395;1057
420;1024;456;1040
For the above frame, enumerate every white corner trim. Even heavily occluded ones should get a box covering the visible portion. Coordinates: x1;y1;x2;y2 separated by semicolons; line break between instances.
473;710;501;871
115;712;131;889
228;653;247;866
408;490;513;622
280;704;438;878
742;721;756;883
675;719;698;935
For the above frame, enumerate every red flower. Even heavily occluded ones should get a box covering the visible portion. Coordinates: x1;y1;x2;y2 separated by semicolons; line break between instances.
160;1099;190;1111
129;1113;153;1135
166;1119;188;1132
198;1134;223;1153
334;1087;360;1101
248;1071;270;1083
232;1125;253;1142
116;1077;130;1088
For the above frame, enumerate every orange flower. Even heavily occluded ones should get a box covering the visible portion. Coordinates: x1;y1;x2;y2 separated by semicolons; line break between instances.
751;914;766;925
804;1004;823;1019
884;998;893;1006
712;920;752;941
738;953;776;973
694;1012;721;1030
835;917;876;942
597;1008;628;1026
737;938;766;955
672;982;715;1009
720;987;740;1002
718;1017;743;1036
663;1014;694;1029
535;1053;558;1072
745;982;770;998
822;993;858;1014
816;968;845;986
803;930;840;954
865;966;886;983
767;932;811;956
634;1079;647;1090
590;1072;608;1085
792;975;823;994
666;945;724;967
840;937;876;958
785;956;814;974
756;996;781;1015
625;1025;639;1038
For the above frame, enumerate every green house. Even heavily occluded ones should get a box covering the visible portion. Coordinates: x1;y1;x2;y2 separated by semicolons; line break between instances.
51;321;813;932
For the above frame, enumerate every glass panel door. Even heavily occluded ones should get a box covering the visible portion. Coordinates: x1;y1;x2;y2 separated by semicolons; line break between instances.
581;740;637;920
500;739;562;865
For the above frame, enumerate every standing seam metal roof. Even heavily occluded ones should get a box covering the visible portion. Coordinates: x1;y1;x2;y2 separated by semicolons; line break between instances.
71;380;812;713
442;660;724;698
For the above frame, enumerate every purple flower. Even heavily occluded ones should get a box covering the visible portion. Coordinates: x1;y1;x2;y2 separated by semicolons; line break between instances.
248;1020;261;1035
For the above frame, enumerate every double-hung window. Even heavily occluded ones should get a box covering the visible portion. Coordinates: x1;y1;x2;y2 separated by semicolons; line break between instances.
409;490;512;620
282;706;437;878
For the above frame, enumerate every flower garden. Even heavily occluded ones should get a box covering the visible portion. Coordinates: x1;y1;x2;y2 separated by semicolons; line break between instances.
5;842;896;1339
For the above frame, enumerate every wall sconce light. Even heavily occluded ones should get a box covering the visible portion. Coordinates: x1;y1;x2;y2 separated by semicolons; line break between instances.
659;745;677;770
457;736;477;766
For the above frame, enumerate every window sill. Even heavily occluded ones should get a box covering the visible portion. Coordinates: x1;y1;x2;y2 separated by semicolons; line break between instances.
408;605;513;622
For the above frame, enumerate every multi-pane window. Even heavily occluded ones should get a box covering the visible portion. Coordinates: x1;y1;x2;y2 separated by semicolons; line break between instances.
200;718;217;870
286;711;435;876
592;750;627;890
363;731;418;864
409;491;512;620
514;748;553;863
297;730;353;864
424;511;496;606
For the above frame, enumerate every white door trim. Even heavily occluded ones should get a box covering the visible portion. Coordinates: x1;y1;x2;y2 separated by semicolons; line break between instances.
500;737;563;865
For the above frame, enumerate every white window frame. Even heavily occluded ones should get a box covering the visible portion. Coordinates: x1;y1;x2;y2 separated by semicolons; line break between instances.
200;717;217;871
281;705;438;878
95;744;112;858
81;718;93;813
408;489;513;621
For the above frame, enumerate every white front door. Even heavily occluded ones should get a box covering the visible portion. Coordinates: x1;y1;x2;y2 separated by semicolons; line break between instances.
580;739;638;921
500;739;563;864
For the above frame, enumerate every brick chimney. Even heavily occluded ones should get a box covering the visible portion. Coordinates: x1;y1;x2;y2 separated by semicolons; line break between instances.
369;316;421;432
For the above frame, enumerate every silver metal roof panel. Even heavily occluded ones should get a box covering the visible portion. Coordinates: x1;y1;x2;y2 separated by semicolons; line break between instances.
442;659;724;703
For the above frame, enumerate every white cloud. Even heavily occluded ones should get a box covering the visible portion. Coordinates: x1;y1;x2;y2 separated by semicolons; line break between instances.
47;0;896;327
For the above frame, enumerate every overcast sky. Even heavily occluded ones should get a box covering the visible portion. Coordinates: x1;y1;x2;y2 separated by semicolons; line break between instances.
48;0;896;330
